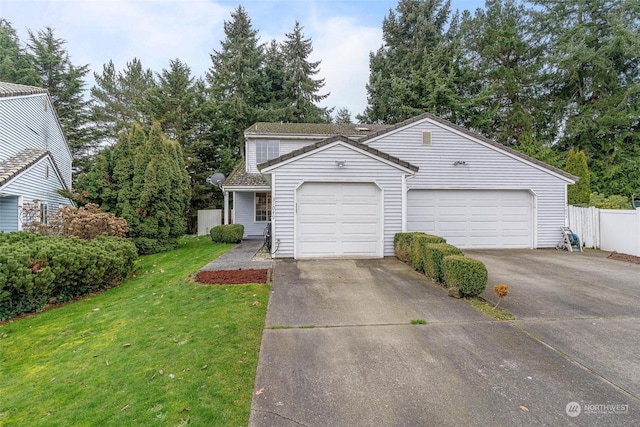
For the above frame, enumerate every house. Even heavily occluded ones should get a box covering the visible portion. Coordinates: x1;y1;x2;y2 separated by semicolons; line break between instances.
0;82;73;232
222;113;577;259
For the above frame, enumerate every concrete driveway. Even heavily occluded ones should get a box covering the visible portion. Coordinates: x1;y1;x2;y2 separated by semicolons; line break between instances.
250;257;640;426
467;249;640;399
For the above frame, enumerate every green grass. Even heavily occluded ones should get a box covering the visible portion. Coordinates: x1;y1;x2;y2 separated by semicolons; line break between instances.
0;236;270;426
466;297;515;321
410;319;427;325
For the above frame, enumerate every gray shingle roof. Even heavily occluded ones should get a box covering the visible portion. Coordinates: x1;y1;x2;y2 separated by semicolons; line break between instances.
222;162;269;188
258;135;419;173
0;82;48;98
358;112;578;182
245;122;392;138
0;149;49;187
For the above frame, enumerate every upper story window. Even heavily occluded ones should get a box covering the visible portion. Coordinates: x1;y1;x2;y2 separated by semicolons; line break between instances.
256;140;279;164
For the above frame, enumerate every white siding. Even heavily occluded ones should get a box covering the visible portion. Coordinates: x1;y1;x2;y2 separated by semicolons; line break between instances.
233;191;270;237
3;156;71;214
266;143;407;258
366;119;570;247
246;138;322;173
0;94;72;188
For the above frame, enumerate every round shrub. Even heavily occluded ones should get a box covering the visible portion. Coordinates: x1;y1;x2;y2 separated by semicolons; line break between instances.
394;232;445;264
423;243;463;282
210;224;244;244
442;255;488;296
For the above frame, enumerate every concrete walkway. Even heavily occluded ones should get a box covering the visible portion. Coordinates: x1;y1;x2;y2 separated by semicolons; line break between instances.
200;238;273;271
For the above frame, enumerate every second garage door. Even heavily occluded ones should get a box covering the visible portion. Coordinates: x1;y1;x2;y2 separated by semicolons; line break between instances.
407;189;533;249
296;182;381;258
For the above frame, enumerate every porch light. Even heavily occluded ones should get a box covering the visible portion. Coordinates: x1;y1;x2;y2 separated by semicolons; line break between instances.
335;160;346;168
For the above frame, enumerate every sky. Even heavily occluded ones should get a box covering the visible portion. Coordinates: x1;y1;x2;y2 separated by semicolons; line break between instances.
0;0;484;118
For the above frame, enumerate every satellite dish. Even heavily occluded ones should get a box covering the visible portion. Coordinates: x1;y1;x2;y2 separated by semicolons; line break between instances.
206;172;226;187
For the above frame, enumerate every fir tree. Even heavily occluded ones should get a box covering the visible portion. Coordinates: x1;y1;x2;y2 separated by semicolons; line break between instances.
281;21;330;123
0;19;39;85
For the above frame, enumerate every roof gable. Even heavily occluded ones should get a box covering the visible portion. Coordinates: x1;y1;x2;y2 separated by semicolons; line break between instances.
258;135;419;173
358;112;577;183
0;149;67;191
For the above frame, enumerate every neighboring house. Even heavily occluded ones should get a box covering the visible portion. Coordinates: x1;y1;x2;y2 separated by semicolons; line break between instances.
0;82;73;232
222;113;577;259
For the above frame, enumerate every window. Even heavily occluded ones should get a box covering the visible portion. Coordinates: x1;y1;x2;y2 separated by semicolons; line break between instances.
256;140;279;164
255;192;272;222
40;203;49;224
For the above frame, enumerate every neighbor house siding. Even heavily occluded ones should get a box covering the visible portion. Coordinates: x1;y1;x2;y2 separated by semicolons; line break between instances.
267;144;407;258
233;191;269;237
3;157;71;214
246;138;322;173
0;196;19;232
366;118;569;247
0;94;72;188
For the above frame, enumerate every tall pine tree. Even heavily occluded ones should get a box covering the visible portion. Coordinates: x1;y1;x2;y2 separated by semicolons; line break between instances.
0;19;39;85
281;22;330;123
207;6;267;159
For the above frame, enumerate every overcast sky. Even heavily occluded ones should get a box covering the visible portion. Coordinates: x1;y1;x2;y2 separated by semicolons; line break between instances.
1;0;484;118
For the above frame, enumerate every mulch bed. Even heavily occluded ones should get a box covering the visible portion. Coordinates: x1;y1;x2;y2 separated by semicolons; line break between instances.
195;269;269;285
608;252;640;265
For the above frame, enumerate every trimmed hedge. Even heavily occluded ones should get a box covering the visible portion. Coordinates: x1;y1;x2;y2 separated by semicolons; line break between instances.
394;232;445;263
409;234;448;271
442;255;488;296
423;243;464;283
0;233;138;320
210;224;244;244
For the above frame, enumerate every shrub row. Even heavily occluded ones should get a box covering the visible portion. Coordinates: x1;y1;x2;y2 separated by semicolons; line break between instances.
394;232;488;297
210;224;244;244
0;233;138;320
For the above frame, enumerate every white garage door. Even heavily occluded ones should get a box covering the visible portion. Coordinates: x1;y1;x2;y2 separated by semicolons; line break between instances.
408;189;533;249
296;182;381;258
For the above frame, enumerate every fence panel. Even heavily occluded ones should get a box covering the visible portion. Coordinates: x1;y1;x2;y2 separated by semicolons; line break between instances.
197;209;222;236
600;209;640;257
568;205;600;248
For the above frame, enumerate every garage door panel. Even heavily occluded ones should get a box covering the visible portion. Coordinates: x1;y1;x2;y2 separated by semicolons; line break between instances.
408;190;533;249
296;183;381;258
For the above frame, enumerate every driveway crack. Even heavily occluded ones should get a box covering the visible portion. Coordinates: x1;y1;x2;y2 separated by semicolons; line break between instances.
251;408;309;426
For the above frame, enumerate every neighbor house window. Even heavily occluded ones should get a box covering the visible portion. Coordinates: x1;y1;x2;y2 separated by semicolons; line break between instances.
40;203;49;224
256;140;279;164
255;192;272;222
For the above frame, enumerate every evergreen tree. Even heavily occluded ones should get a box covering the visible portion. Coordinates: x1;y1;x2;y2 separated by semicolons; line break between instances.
91;58;155;143
0;19;39;85
77;122;190;254
334;107;353;124
565;148;591;205
281;21;330;123
207;6;266;159
459;0;542;147
361;0;465;124
27;27;95;164
260;39;289;121
533;0;640;196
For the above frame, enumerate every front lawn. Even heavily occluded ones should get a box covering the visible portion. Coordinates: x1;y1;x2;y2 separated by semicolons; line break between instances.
0;236;270;426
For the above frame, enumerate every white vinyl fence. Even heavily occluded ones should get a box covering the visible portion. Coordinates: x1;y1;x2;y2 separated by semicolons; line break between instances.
197;209;222;236
568;205;640;256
